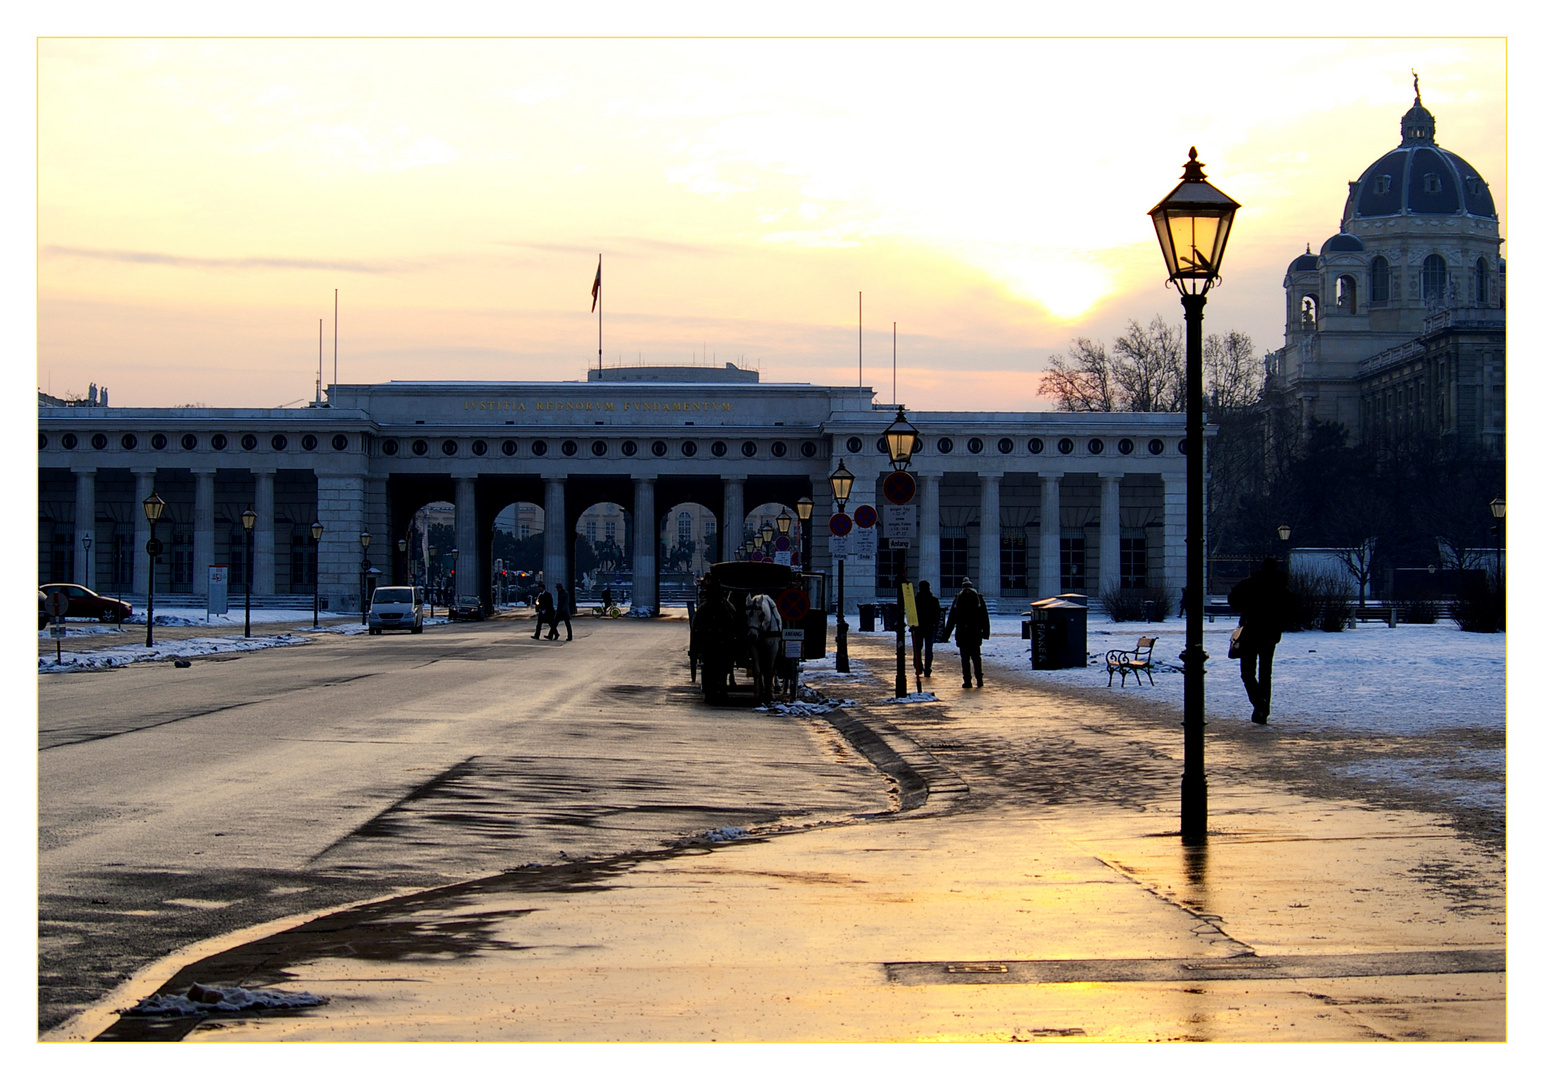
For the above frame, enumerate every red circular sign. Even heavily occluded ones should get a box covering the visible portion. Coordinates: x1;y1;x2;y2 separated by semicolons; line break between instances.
853;504;878;529
774;535;791;551
883;470;917;505
829;513;853;537
776;587;811;621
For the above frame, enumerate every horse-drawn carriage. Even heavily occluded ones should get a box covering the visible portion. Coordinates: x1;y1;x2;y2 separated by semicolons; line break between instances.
688;561;827;705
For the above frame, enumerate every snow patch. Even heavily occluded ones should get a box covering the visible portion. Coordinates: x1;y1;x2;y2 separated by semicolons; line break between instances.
122;983;327;1017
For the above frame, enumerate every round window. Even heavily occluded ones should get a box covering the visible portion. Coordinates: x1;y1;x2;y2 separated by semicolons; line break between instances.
1028;437;1044;454
182;433;199;451
875;437;890;455
382;439;399;456
651;440;668;457
967;437;984;454
472;440;488;456
591;440;607;457
801;441;819;458
1178;439;1189;456
501;439;518;456
997;437;1014;454
1088;438;1104;455
937;437;954;454
301;433;318;451
242;434;258;451
62;433;78;449
412;439;429;456
332;434;349;451
532;440;548;456
621;440;637;457
271;434;288;451
562;440;578;457
38;433;47;450
91;433;108;450
712;441;728;458
1057;438;1074;454
771;441;787;458
212;433;227;450
1148;439;1165;455
151;433;168;450
682;440;698;457
742;441;758;457
442;439;459;456
1118;438;1134;455
846;436;863;454
119;433;135;450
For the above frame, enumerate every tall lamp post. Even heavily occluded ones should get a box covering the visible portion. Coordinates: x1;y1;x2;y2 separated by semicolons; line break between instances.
882;407;921;699
142;492;166;647
450;547;459;604
81;531;92;589
1489;496;1505;598
428;546;437;616
241;506;256;638
1277;524;1292;568
776;509;792;565
829;460;854;672
796;496;814;570
359;531;372;625
398;538;408;585
1150;147;1240;845
311;521;324;629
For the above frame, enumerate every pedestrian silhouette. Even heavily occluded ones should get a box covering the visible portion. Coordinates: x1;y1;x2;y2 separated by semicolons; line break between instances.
1228;558;1293;723
943;577;991;688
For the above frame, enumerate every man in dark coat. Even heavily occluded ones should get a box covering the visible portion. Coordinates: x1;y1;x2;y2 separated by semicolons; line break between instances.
943;577;991;688
532;585;553;640
1228;558;1293;724
911;580;942;679
551;583;573;641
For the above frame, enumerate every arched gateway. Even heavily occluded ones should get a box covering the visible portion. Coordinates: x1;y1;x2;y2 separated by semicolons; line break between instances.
39;365;1190;614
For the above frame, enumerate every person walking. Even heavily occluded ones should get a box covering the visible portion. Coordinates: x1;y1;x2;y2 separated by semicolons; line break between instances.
532;585;553;640
943;577;991;689
912;580;941;679
601;586;613;614
551;583;573;641
1228;557;1293;724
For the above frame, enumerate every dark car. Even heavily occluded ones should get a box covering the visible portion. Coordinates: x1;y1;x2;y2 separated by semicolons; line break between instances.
39;590;49;630
448;596;485;621
40;583;132;623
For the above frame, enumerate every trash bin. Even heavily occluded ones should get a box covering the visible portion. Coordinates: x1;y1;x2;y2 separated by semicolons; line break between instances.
881;602;900;632
859;603;877;632
1028;597;1089;670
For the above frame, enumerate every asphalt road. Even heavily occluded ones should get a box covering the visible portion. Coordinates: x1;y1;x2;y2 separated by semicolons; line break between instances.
37;614;887;1034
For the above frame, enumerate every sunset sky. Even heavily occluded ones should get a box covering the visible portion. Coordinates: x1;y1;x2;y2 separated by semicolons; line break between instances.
34;35;1506;411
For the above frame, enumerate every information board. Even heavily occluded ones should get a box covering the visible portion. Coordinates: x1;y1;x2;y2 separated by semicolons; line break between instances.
883;503;918;541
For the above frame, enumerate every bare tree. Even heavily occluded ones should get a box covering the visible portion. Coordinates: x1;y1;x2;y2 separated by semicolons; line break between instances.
1038;338;1115;412
1113;316;1184;411
1203;330;1262;413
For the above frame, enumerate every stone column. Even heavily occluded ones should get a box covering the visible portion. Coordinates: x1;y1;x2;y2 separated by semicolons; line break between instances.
918;471;941;592
1038;472;1063;598
632;475;657;610
1100;472;1124;598
193;467;216;598
132;468;155;596
722;476;746;554
455;474;479;599
543;476;568;598
73;466;96;590
253;468;276;596
1162;469;1186;611
978;472;1002;603
316;472;367;613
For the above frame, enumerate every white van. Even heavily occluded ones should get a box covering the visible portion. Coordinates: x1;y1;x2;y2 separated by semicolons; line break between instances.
368;586;424;635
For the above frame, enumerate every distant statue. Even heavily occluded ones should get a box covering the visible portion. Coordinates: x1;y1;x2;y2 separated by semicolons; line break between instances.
1412;69;1421;103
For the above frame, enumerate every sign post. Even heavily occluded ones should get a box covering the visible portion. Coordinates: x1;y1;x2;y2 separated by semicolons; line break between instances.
46;592;69;663
883;471;916;699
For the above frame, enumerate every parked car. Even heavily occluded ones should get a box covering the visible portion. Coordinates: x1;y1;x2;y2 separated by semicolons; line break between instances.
368;586;424;635
39;583;131;623
39;590;49;630
449;595;485;621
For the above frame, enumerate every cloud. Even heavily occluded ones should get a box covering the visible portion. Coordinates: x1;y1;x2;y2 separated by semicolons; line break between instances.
41;245;411;274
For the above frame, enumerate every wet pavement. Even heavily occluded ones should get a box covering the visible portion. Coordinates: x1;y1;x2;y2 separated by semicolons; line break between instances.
49;626;1507;1043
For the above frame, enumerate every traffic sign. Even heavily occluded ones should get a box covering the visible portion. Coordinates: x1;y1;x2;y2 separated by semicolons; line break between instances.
45;592;69;618
882;503;918;540
829;513;853;537
853;504;878;529
883;470;917;504
776;587;811;622
828;533;850;558
146;537;163;557
774;535;791;552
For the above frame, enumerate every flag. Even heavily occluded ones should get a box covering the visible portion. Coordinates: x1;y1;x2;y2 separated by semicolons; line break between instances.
590;258;601;312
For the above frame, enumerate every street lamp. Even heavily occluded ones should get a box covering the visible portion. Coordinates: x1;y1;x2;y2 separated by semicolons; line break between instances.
398;537;407;586
882;407;921;698
359;530;372;625
311;521;324;629
1277;524;1292;569
241;506;256;638
450;547;459;604
796;495;813;572
81;531;92;586
1490;496;1506;595
142;491;166;647
428;546;437;616
830;460;854;672
761;524;774;546
1151;146;1240;845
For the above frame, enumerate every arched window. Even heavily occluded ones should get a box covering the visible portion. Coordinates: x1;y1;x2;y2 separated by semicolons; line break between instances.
1300;295;1317;328
1475;257;1489;305
1370;256;1390;305
677;511;692;546
1422;254;1448;302
1336;275;1357;314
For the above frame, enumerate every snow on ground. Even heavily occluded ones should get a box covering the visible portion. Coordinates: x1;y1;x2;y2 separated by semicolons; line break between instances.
38;632;319;673
798;655;872;680
978;613;1505;737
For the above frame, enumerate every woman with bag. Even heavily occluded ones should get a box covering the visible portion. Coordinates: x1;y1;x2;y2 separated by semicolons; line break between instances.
1228;558;1293;724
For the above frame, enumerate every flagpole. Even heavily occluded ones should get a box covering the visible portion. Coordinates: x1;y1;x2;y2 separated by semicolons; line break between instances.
858;291;863;390
597;254;603;380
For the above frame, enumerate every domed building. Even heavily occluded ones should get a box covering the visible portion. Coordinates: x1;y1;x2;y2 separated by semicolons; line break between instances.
1263;81;1504;457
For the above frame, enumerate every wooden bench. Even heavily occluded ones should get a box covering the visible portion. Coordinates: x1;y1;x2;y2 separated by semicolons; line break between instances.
1106;636;1158;687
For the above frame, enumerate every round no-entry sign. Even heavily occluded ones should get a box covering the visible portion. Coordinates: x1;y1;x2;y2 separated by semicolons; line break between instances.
883;470;917;505
45;592;69;618
774;535;791;552
776;587;810;622
853;504;878;529
829;513;853;537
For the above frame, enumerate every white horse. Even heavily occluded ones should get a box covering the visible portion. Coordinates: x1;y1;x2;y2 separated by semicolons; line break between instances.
744;593;784;704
